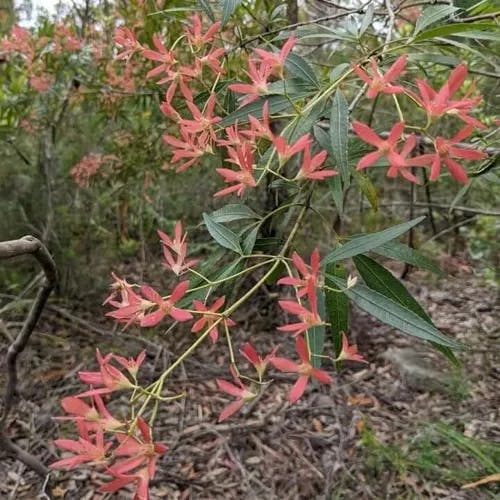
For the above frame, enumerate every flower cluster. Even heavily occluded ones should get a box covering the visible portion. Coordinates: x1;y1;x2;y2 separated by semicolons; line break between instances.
352;58;487;184
71;153;118;188
51;350;167;500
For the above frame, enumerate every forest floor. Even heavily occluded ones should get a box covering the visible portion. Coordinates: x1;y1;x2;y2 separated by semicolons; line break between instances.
0;262;499;500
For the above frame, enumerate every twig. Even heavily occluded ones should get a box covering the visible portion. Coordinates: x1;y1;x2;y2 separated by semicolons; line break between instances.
0;236;57;482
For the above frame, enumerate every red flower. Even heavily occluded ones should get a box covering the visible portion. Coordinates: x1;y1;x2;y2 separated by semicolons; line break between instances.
409;64;486;129
191;296;235;343
113;350;147;378
103;272;135;306
163;128;211;172
297;144;336;181
197;47;225;75
114;27;142;60
278;282;322;336
271;336;333;404
253;35;296;76
142;35;176;79
385;134;424;184
185;14;221;50
216;368;256;422
228;60;273;106
179;93;221;141
240;343;277;379
336;333;367;363
139;281;193;327
353;121;406;170
278;248;321;298
158;222;199;273
409;126;487;184
353;56;407;99
102;418;167;500
242;102;274;142
105;287;154;327
58;394;124;432
215;143;257;198
51;422;111;470
274;133;310;163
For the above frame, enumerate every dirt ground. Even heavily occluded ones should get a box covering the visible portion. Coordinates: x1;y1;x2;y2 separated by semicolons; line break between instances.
0;266;499;499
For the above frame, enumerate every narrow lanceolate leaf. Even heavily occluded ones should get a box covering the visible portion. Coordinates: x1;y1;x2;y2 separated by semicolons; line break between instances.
325;263;348;357
359;3;374;36
203;213;242;254
197;0;216;22
353;171;378;211
284;53;320;88
241;226;259;255
221;0;241;27
372;241;444;276
353;255;458;365
413;5;460;36
307;288;326;368
327;275;463;350
330;91;350;185
221;91;315;127
322;216;426;265
210;203;260;223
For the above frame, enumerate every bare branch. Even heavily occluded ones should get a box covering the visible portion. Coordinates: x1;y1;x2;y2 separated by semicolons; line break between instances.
0;236;57;481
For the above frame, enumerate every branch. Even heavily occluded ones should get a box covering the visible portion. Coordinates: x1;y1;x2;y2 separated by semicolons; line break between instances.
0;236;57;481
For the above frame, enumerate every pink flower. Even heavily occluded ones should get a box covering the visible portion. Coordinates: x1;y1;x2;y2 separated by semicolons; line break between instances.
51;423;111;470
278;282;322;336
296;144;336;181
253;35;296;76
179;93;221;141
353;56;407;99
158;222;199;274
113;350;147;378
101;418;167;500
408;64;486;129
139;281;193;327
78;349;135;394
142;35;176;80
271;336;333;404
58;394;124;432
240;343;277;379
274;133;311;163
103;272;135;306
185;14;221;50
114;27;142;60
216;368;256;422
409;126;487;184
215;143;257;198
278;248;320;298
163;128;211;172
353;121;406;170
241;102;274;142
228;60;273;106
191;296;235;343
336;333;367;363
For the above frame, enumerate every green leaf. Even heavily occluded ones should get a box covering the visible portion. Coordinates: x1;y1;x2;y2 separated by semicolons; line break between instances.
325;263;348;357
327;276;463;350
414;21;495;41
371;241;444;276
197;0;216;22
203;213;242;254
307;288;326;368
284;53;320;88
329;62;350;83
242;226;259;255
221;0;241;26
221;90;315;127
353;255;458;365
330;91;350;185
328;176;344;214
322;216;426;265
359;3;375;36
353;171;378;211
210;203;260;223
413;5;460;36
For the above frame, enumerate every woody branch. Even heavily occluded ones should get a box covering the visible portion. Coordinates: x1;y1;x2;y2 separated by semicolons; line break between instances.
0;236;57;478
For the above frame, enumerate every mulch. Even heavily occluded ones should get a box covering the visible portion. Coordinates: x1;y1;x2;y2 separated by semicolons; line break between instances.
0;268;498;499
